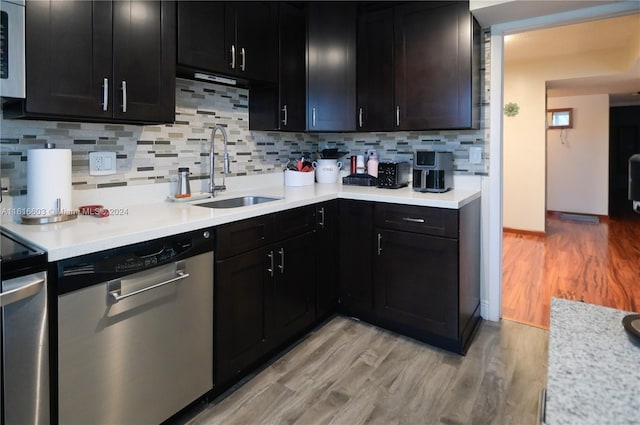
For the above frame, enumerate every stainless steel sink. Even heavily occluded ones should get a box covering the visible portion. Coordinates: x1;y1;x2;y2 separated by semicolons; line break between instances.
195;196;282;209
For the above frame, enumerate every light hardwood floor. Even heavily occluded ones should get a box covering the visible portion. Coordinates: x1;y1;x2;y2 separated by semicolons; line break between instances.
502;212;640;329
179;317;548;425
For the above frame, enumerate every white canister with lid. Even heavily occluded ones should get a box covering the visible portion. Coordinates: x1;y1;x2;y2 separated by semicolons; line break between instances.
313;159;343;184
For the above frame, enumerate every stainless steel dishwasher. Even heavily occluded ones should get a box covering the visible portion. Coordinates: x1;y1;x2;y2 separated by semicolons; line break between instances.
56;229;214;424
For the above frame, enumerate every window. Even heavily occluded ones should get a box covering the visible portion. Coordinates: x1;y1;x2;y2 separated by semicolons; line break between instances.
547;108;573;129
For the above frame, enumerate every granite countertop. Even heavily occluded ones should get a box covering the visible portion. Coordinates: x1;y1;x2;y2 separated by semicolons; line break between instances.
546;297;640;425
0;173;480;261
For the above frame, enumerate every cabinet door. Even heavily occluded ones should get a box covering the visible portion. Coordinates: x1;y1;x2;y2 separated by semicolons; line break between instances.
232;2;278;82
338;200;374;319
215;247;273;390
273;232;316;345
248;2;305;132
374;229;458;339
177;1;228;74
316;201;338;318
278;2;306;131
25;0;112;119
356;7;394;131
394;1;473;130
307;2;356;131
112;0;175;123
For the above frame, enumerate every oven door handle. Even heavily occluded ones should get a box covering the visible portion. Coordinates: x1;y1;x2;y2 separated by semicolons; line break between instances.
107;264;190;304
0;277;45;307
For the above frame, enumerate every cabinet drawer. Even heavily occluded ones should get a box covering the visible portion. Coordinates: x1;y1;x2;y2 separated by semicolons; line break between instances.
374;203;458;238
216;215;274;259
273;205;316;242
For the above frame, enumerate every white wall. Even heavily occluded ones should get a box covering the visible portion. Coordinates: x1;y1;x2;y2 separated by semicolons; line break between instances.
503;47;636;232
546;94;610;215
503;69;547;231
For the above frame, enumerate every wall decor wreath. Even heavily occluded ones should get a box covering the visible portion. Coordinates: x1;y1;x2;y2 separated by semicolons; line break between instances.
503;102;520;117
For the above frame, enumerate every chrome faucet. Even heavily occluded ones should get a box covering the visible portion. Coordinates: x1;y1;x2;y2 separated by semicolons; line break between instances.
209;124;230;196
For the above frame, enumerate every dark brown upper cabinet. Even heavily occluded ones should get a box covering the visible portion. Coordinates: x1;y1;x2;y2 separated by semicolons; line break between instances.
11;0;176;124
356;6;394;132
307;2;357;132
177;1;277;84
249;2;306;131
275;2;306;131
394;1;480;130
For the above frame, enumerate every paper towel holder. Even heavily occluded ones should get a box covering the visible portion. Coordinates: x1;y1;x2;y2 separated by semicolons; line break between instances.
21;143;78;224
21;197;78;225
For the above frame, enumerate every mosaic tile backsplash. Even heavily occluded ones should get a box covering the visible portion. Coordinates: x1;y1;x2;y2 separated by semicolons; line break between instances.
1;33;490;194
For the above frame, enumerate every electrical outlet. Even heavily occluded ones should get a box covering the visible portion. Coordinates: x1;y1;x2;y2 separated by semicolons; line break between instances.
89;151;117;176
469;147;482;164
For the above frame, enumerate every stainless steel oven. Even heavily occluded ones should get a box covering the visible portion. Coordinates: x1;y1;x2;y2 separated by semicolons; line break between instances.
0;0;25;99
0;230;49;425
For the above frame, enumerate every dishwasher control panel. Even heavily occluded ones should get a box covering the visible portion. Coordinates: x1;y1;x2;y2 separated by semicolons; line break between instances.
56;229;213;295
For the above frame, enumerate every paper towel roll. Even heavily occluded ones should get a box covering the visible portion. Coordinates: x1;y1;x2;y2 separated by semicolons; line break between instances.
26;148;72;217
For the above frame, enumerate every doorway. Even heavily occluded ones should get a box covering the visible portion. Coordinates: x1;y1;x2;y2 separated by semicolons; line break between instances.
500;14;640;327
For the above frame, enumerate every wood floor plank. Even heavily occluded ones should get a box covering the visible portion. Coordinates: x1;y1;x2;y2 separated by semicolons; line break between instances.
503;213;640;328
187;317;548;425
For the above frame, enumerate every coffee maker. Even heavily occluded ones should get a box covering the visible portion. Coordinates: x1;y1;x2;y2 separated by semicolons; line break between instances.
412;151;453;193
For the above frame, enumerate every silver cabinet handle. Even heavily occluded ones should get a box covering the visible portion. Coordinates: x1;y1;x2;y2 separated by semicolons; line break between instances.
358;107;363;128
0;277;45;307
121;81;127;113
230;44;236;69
102;78;109;111
318;207;325;229
312;107;316;127
240;47;246;71
402;217;425;223
396;105;400;127
107;265;190;303
538;388;547;425
282;104;288;126
278;248;285;274
377;233;382;256
267;250;274;277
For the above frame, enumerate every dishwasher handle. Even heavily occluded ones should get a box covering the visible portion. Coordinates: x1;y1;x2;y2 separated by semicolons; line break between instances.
107;263;190;304
0;276;45;307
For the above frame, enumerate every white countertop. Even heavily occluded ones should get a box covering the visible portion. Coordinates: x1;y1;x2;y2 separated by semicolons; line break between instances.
546;298;640;425
1;174;480;261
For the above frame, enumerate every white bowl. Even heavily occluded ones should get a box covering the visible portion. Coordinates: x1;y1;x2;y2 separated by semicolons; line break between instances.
284;169;315;186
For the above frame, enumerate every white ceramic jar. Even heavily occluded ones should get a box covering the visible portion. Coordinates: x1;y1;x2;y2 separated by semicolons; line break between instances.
313;159;343;183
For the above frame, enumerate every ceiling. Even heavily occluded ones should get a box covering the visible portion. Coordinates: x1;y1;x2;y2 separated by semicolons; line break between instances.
504;13;640;105
470;0;627;28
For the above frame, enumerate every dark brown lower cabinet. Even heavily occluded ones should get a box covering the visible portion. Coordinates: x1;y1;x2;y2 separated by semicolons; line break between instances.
374;229;458;338
215;246;272;390
215;197;481;394
373;200;481;354
338;200;375;321
214;206;318;394
272;231;317;348
316;201;339;319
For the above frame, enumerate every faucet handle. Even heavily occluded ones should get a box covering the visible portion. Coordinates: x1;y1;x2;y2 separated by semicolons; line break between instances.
223;152;230;175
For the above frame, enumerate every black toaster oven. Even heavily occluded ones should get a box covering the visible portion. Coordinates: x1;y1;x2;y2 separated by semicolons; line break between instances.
377;162;410;189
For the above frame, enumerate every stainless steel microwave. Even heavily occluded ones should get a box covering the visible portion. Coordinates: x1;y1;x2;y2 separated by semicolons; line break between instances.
0;0;25;99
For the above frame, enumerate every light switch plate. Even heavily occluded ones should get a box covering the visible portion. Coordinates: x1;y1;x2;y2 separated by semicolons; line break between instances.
469;147;482;164
89;151;117;176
